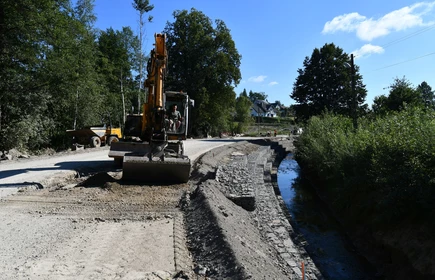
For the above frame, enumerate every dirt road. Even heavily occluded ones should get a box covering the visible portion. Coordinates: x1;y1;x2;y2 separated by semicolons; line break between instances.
0;138;246;198
0;137;264;280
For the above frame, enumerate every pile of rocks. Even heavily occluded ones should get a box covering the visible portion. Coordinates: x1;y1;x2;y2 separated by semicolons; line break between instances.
1;149;30;161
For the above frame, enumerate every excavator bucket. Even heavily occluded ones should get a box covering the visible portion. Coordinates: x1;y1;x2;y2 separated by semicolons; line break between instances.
109;141;191;184
122;155;191;184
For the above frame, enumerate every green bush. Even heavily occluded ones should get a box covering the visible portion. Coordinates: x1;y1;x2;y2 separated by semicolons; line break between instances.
295;108;435;228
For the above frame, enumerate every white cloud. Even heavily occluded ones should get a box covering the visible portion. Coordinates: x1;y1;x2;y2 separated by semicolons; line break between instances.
248;75;267;83
322;2;435;41
268;81;278;86
352;44;385;59
322;12;366;33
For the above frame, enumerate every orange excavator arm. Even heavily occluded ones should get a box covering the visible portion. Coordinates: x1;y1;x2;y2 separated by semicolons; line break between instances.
143;33;167;136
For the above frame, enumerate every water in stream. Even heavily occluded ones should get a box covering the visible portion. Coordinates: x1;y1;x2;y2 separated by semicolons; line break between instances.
278;154;378;280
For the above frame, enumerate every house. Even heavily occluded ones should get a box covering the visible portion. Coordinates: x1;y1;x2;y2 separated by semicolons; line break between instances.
251;102;266;117
251;100;281;118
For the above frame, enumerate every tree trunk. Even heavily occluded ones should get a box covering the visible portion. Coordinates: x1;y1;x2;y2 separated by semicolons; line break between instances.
74;87;79;130
120;70;125;124
138;12;144;114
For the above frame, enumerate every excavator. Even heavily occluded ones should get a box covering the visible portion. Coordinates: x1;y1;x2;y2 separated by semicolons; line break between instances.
108;33;194;183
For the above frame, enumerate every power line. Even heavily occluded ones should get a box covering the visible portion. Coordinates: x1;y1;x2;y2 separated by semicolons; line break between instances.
352;24;435;60
381;24;435;48
370;51;435;72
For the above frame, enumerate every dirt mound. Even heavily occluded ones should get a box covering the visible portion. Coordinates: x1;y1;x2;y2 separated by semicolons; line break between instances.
77;172;116;188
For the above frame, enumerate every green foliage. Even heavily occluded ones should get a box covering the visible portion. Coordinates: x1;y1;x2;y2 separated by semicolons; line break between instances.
0;0;78;151
255;116;282;124
417;81;435;108
230;94;253;135
132;0;154;15
373;77;429;116
295;108;435;229
235;95;252;122
163;8;241;136
0;0;137;152
97;27;139;125
248;90;267;102
290;43;367;122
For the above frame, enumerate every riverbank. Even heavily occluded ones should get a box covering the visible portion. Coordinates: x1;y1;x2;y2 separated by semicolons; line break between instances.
296;161;435;280
184;138;322;279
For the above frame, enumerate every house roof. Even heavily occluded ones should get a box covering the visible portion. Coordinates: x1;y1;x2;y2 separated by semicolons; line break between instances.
252;103;266;113
253;100;281;112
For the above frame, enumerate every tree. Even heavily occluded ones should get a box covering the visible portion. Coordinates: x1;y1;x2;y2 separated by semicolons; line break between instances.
416;81;434;109
132;0;154;114
387;77;422;111
248;90;267;102
372;95;389;116
45;0;103;137
97;27;139;125
234;94;253;133
0;0;79;151
163;8;241;136
290;43;367;122
372;77;424;115
240;88;248;98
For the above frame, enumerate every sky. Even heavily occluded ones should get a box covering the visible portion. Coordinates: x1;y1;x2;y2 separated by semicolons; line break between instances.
92;0;435;107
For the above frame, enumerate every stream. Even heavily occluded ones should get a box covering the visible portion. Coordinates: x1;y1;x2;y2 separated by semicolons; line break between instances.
278;154;379;280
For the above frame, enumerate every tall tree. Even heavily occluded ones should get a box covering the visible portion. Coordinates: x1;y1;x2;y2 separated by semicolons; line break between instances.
163;8;241;136
97;27;139;125
132;0;154;114
372;95;389;116
45;0;102;136
416;81;434;109
290;43;367;121
234;94;253;133
240;88;248;98
248;91;267;102
0;0;72;151
373;77;423;115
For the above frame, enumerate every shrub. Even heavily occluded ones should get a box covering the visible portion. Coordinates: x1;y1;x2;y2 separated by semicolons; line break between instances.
295;108;435;229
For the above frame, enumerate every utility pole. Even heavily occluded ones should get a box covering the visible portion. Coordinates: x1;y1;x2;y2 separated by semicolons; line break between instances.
350;54;357;130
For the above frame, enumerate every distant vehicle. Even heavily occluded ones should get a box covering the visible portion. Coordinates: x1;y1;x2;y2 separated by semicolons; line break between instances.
66;124;122;149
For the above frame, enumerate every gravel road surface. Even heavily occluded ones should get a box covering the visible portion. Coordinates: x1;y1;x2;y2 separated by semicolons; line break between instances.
0;138;248;198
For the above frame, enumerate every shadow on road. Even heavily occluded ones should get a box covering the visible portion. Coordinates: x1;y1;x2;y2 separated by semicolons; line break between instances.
0;160;117;185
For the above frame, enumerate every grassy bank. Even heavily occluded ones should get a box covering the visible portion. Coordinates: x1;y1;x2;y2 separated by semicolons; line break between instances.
294;108;435;277
294;108;435;230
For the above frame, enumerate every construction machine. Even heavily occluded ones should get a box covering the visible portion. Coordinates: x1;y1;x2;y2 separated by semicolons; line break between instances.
108;33;194;183
66;124;122;149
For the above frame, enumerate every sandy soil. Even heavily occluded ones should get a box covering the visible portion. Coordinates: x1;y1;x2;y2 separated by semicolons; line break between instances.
0;169;192;279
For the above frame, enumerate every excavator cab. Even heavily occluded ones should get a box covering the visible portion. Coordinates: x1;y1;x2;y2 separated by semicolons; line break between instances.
164;91;192;138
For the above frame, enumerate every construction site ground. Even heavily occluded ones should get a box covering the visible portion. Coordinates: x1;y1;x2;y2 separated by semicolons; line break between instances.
0;137;322;280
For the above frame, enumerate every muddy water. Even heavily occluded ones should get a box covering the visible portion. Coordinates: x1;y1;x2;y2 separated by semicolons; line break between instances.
278;154;378;280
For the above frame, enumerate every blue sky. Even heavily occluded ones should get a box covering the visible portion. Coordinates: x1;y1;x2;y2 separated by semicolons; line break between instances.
92;0;435;107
